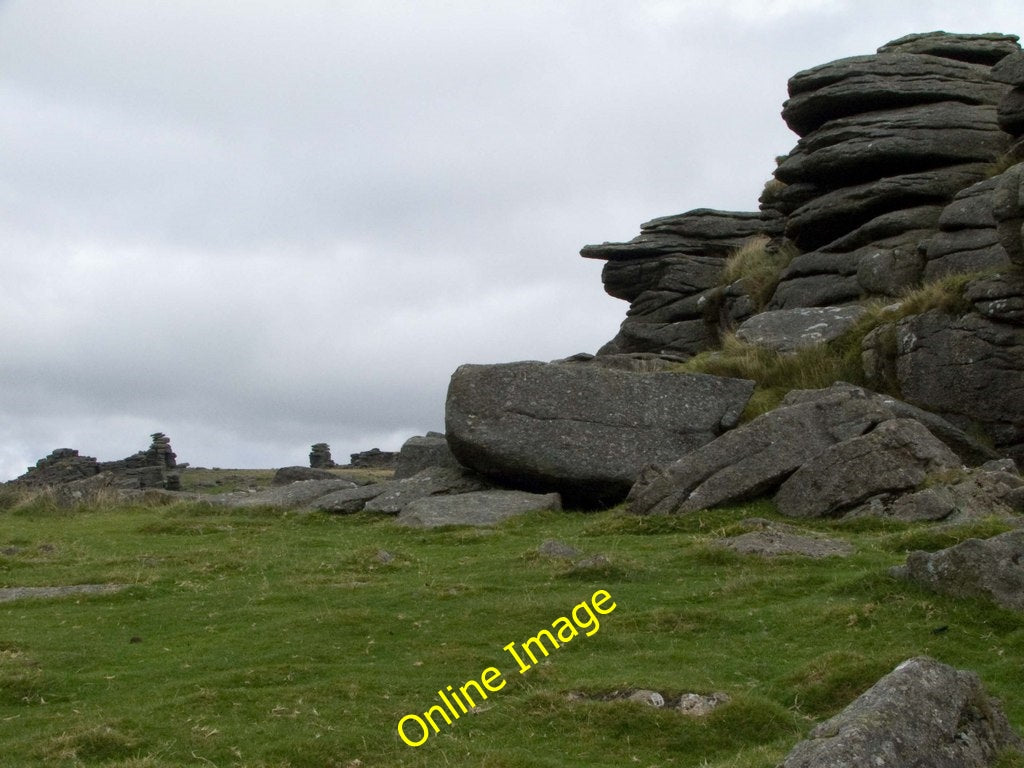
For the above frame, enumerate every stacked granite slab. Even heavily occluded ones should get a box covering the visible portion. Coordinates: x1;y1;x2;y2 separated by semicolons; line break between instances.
309;443;334;469
768;32;1019;308
580;209;784;356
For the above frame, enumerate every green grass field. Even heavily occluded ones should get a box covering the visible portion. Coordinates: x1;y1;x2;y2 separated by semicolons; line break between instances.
1;491;1022;767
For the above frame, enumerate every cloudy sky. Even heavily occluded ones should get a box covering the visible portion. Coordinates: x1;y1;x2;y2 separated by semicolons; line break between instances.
2;1;1023;479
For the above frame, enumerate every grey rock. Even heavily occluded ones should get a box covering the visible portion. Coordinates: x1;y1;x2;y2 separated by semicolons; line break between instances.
627;690;665;707
347;448;397;469
783;53;1007;136
568;352;686;373
597;315;715;358
775;419;962;518
999;87;1024;135
364;466;494;515
581;209;782;262
676;692;731;716
599;254;724;303
991;51;1024;86
936;177;1000;230
537;539;582;559
965;271;1024;323
627;387;892;515
446;361;754;506
394;434;460;479
856;241;927;296
895;310;1024;463
993;162;1024;265
315;483;389;514
769;273;861;309
778;656;1024;768
775;102;1008;186
220;479;357;509
309;443;334;469
892;530;1024;612
0;584;127;604
734;306;866;353
628;384;991;516
807;384;998;466
396;490;561;528
982;458;1020;474
718;525;854;558
877;31;1021;65
272;466;339;485
786;163;993;251
866;466;1024;522
924;228;1010;280
820;207;942;253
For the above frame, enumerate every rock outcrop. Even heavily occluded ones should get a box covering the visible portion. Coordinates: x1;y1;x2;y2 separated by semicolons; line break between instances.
11;434;183;491
445;361;754;506
627;384;992;516
583;32;1022;360
580;210;784;356
347;448;397;470
308;443;335;469
779;656;1023;767
774;418;962;518
892;530;1024;611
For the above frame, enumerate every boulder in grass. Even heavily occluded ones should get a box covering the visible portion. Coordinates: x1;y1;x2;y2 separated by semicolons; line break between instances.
891;530;1024;612
779;657;1023;768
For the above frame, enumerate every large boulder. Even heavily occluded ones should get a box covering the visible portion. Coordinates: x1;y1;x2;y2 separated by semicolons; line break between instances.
627;384;992;516
445;361;754;507
272;466;338;485
774;419;962;518
892;530;1024;611
779;657;1023;767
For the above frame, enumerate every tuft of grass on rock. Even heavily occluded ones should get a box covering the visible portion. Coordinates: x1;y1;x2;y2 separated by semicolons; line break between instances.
721;236;799;311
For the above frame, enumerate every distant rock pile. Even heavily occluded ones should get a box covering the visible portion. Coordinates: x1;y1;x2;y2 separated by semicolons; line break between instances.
308;443;335;469
347;448;397;470
11;433;183;491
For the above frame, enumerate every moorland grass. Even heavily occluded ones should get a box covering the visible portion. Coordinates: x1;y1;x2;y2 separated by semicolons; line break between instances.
0;496;1022;767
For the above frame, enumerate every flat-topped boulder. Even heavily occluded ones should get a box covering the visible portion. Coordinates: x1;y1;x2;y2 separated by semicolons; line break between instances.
446;361;754;507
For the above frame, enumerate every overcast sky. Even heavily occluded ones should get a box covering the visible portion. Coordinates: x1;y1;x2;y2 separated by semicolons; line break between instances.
2;1;1023;479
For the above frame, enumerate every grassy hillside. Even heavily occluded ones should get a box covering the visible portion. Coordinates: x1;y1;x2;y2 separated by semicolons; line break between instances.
1;490;1022;767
